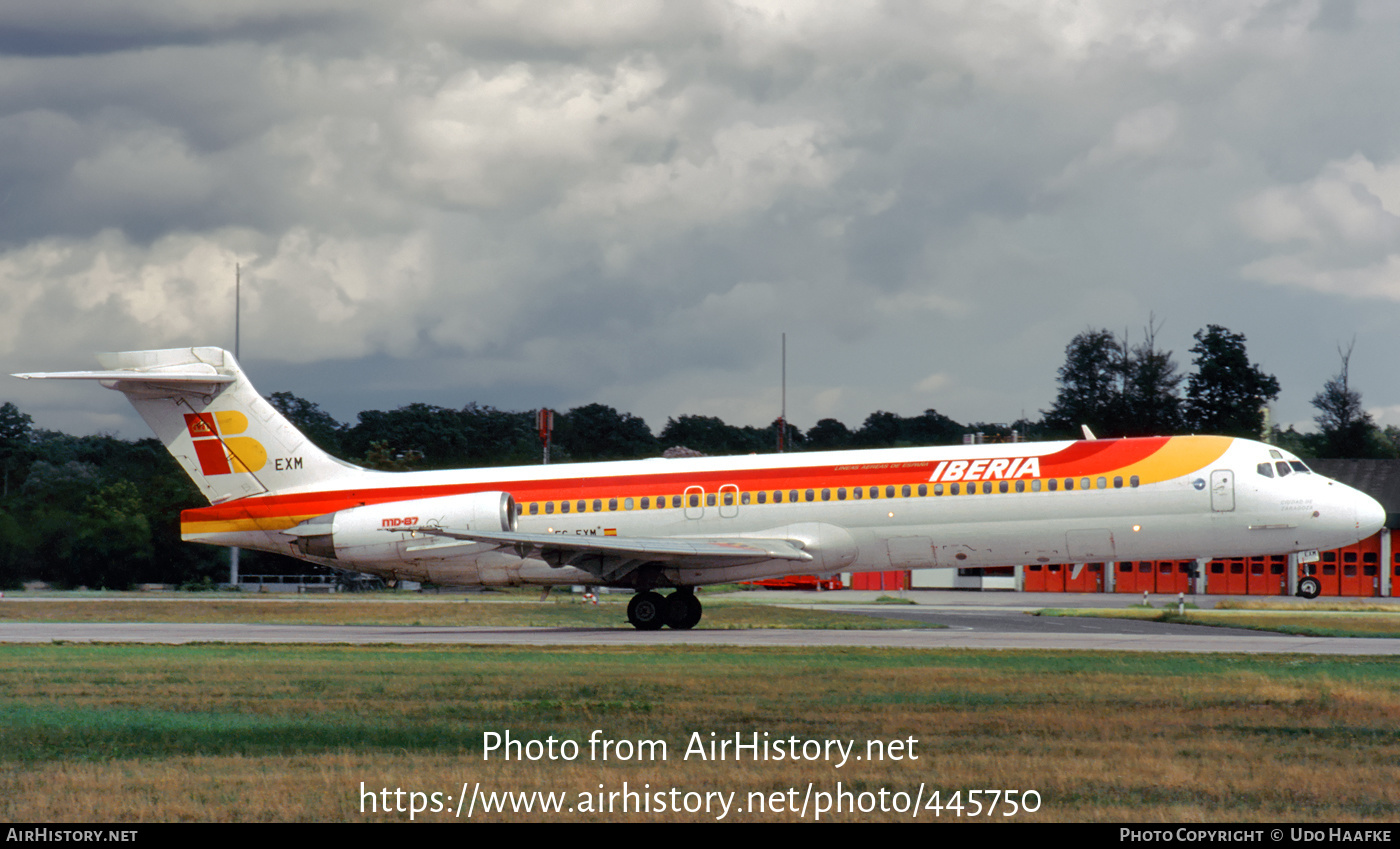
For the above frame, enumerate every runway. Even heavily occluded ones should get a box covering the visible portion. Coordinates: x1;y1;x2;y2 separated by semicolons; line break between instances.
2;595;1397;654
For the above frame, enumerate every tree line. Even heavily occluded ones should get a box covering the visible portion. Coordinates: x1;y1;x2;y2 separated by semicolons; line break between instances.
0;322;1394;589
1041;322;1398;458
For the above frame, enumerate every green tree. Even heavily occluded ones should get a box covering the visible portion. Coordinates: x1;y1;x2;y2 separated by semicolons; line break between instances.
456;404;536;466
1122;320;1184;436
268;392;344;456
345;404;469;469
0;402;33;498
762;418;804;453
50;481;153;590
1041;329;1126;437
555;404;657;461
851;410;963;448
853;411;905;447
1311;343;1382;458
660;415;765;455
805;418;852;451
1184;325;1280;438
901;409;963;446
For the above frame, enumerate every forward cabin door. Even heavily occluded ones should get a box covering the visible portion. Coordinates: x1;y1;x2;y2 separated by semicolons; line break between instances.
1210;469;1235;512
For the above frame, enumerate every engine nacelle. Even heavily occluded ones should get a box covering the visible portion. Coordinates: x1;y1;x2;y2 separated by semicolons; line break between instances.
286;491;516;563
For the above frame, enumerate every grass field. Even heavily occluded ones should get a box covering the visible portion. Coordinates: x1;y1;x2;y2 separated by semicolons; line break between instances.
1036;606;1400;638
0;593;931;630
1;643;1397;822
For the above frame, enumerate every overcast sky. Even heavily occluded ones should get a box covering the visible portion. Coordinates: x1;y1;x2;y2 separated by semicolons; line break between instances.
4;0;1399;443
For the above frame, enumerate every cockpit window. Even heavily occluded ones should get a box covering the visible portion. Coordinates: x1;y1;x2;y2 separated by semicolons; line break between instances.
1269;449;1283;459
1257;463;1274;478
1275;461;1291;477
1289;461;1311;474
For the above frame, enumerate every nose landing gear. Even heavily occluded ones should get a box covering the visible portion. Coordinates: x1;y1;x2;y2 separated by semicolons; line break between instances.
1296;575;1321;599
627;588;703;630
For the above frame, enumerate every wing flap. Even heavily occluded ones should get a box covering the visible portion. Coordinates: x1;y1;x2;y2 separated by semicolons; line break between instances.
409;527;813;560
402;527;812;574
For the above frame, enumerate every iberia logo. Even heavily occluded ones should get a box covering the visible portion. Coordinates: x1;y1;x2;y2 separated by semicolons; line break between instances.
184;412;267;475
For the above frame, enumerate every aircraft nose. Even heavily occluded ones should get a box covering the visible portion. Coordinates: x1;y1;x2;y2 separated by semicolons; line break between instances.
1357;490;1386;537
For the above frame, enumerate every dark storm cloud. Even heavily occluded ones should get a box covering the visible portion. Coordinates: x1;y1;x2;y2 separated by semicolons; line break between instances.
0;2;353;57
5;1;1400;440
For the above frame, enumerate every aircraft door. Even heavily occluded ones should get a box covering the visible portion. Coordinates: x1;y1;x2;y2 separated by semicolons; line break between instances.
1210;469;1235;512
684;486;705;520
718;484;739;519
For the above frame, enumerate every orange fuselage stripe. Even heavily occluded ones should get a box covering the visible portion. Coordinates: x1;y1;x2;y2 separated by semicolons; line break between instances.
181;437;1231;536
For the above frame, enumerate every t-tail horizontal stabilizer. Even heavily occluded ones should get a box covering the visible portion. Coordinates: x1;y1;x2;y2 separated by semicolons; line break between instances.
13;347;359;505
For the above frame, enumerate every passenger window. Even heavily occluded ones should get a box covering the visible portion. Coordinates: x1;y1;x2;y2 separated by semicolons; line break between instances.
578;500;587;512
885;486;895;498
1030;480;1040;492
821;489;830;501
982;481;992;494
741;492;751;505
689;494;699;507
1097;477;1106;490
901;485;911;497
917;484;927;497
1000;481;1009;493
870;487;879;498
594;500;603;512
1064;478;1074;491
790;491;799;503
529;503;539;515
609;498;618;511
1047;479;1057;491
836;488;846;500
852;487;862;500
722;492;733;506
1113;476;1122;489
1081;478;1090;491
774;491;783;503
1130;476;1139;487
545;502;555;514
950;483;960;495
757;491;766;504
560;501;570;513
672;496;682;508
934;483;944;496
706;494;716;507
805;489;814;502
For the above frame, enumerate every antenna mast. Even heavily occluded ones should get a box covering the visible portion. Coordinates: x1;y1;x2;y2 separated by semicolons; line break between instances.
778;332;786;452
230;263;241;588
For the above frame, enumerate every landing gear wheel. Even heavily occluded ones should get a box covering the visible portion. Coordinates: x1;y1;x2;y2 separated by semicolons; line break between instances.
664;590;703;630
627;591;666;630
1297;576;1322;599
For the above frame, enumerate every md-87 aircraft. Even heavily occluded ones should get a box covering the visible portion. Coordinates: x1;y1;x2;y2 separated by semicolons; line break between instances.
15;347;1386;628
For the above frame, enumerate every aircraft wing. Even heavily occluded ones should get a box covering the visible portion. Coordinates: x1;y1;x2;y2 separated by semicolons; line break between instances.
403;527;812;583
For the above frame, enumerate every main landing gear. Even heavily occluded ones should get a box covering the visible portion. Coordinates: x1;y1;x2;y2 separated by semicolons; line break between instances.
627;588;703;631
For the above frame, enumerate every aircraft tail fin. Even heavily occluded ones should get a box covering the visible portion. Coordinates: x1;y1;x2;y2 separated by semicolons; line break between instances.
14;347;359;504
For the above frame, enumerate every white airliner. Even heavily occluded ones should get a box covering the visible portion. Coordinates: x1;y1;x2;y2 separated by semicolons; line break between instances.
15;347;1385;627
